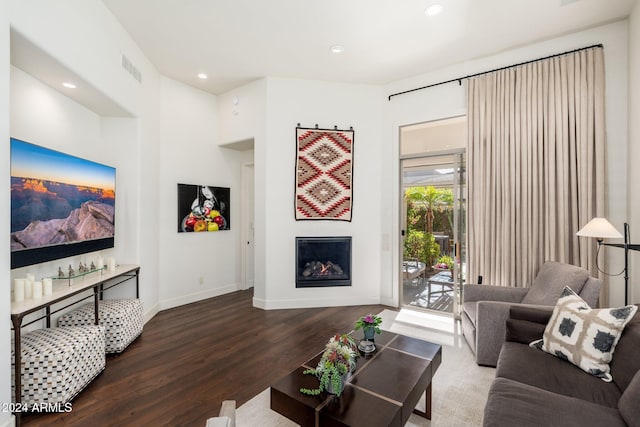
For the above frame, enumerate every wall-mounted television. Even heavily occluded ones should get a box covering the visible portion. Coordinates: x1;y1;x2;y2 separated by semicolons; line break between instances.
10;138;116;269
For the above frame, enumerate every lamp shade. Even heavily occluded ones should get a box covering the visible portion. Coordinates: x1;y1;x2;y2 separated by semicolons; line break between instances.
576;217;623;239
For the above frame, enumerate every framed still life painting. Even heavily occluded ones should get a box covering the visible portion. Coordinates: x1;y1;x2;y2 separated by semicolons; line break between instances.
177;184;230;232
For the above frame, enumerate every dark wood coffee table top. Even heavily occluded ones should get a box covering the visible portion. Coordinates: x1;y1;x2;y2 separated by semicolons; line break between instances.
270;331;442;427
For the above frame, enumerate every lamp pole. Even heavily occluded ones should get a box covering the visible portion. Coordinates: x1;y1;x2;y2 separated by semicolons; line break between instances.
600;223;640;305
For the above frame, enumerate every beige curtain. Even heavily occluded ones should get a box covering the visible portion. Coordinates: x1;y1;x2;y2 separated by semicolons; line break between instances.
466;47;605;289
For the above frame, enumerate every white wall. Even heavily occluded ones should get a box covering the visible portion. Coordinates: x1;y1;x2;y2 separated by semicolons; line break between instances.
628;3;640;306
218;79;266;301
0;0;11;423
10;66;103;155
10;0;144;117
10;0;162;320
384;20;630;307
218;79;266;146
255;78;384;309
157;76;248;308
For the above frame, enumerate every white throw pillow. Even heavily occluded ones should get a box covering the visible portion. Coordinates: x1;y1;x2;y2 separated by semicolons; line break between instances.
530;286;637;382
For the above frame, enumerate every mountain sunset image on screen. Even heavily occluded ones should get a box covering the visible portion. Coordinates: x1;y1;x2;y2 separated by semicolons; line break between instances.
10;138;116;267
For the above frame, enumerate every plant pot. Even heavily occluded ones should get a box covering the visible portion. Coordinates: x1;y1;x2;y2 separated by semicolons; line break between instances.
327;373;347;395
363;326;375;341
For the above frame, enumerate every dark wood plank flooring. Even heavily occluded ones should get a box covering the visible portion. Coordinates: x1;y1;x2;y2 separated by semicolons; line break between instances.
21;289;390;427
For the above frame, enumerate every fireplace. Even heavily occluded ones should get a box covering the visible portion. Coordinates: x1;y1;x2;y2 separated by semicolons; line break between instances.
296;236;352;288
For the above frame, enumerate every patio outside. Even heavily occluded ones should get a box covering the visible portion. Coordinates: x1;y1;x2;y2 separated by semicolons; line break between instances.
402;185;457;313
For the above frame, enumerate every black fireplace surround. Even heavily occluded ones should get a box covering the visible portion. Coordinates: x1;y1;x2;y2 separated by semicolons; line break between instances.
296;236;352;288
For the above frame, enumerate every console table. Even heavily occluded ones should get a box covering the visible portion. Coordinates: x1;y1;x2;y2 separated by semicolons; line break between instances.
10;264;140;426
271;331;441;427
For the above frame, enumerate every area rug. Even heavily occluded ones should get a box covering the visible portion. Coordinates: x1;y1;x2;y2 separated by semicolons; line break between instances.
294;127;354;221
236;309;495;426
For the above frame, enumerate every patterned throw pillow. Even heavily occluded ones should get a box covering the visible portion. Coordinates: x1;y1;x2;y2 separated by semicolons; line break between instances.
530;286;638;382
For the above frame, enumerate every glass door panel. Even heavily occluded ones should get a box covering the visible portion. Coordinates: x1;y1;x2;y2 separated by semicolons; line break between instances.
401;151;465;317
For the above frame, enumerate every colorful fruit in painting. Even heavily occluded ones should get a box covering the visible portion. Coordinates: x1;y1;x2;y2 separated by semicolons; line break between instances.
185;216;197;229
208;222;219;232
212;215;225;228
193;219;207;232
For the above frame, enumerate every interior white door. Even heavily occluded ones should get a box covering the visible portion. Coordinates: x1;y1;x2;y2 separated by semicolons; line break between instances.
243;163;255;289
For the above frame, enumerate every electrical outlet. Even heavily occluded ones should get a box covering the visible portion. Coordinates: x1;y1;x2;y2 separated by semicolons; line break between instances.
198;276;204;285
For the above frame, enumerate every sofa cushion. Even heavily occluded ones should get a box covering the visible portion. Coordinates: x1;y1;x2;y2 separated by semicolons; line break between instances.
483;377;627;427
618;371;640;427
496;341;621;408
609;304;640;392
521;261;589;305
530;287;637;382
462;301;477;327
505;318;546;344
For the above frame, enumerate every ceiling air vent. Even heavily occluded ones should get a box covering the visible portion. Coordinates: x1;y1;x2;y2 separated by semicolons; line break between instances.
121;53;142;84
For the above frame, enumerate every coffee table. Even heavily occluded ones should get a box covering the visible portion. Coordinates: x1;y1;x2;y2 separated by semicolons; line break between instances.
270;332;442;426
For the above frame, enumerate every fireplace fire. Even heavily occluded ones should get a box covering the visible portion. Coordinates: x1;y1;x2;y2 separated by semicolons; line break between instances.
296;237;351;288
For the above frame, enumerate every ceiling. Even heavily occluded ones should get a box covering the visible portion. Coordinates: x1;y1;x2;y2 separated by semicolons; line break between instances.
102;0;637;95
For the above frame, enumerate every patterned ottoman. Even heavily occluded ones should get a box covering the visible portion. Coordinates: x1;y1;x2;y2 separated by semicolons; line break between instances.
57;299;143;354
12;325;106;406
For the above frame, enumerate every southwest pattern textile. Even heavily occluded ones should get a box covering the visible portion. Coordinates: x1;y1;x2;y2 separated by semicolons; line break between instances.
530;287;638;382
295;127;353;220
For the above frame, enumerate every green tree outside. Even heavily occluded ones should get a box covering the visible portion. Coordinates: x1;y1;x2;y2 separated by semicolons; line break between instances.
404;186;454;267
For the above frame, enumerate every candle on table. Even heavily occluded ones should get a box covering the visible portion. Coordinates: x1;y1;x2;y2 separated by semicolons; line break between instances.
14;278;25;302
33;281;43;299
25;279;33;299
43;278;53;296
107;258;116;271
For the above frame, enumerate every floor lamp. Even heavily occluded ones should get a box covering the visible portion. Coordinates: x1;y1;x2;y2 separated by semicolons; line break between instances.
577;218;640;305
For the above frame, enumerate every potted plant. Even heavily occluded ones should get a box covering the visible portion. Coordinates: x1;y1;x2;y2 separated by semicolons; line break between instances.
354;314;382;341
300;334;358;397
434;254;454;271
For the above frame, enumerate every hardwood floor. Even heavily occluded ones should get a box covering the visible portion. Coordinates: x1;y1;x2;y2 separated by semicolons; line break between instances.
21;290;389;427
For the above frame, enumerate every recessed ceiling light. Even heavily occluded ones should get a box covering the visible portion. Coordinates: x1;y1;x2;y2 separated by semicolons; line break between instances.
330;45;345;54
197;73;208;79
425;4;443;16
62;82;76;89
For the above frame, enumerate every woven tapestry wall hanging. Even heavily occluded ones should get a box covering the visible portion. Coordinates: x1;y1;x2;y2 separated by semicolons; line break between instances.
295;126;354;221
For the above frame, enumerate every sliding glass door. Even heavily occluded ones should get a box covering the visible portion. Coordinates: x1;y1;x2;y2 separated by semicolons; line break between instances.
400;151;466;317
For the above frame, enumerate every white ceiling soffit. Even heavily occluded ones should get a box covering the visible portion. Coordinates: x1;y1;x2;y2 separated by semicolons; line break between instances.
102;0;636;95
10;29;133;117
220;138;254;151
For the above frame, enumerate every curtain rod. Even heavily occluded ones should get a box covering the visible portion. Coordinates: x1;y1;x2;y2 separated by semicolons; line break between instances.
387;43;603;101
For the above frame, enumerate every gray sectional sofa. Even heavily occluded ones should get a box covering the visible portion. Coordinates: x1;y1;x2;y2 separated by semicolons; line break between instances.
462;261;602;367
483;305;640;427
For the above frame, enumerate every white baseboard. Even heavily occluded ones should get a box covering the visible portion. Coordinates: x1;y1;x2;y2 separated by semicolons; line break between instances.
159;283;241;311
379;296;398;307
143;302;160;324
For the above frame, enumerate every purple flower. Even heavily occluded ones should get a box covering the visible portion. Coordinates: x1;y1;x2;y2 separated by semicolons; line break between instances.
364;315;374;323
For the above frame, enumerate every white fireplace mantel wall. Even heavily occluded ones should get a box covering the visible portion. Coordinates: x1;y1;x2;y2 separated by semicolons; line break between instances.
255;77;384;309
